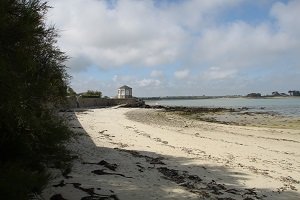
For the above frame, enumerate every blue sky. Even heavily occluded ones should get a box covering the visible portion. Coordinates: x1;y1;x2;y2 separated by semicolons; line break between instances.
47;0;300;97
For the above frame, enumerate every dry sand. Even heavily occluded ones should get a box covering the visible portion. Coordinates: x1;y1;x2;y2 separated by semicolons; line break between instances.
42;107;300;200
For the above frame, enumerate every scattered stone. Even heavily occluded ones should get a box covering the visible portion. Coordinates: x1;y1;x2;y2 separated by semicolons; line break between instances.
81;194;119;200
226;188;240;195
117;149;166;165
82;160;118;171
98;160;118;171
137;164;145;172
244;188;257;196
188;175;202;182
72;183;95;196
53;180;66;188
243;197;254;200
149;157;166;165
91;169;132;178
62;167;72;179
157;167;186;184
98;130;108;134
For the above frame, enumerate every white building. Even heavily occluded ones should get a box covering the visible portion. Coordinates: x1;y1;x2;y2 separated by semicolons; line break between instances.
117;85;132;99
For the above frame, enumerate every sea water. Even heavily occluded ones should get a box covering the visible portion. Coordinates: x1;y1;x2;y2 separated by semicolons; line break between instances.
145;98;300;117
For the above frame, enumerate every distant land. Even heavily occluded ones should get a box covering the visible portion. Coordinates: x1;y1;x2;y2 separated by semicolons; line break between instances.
140;95;239;100
140;90;300;100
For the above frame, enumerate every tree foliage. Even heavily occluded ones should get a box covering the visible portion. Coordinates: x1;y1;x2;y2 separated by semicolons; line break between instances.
0;0;72;198
67;86;77;96
82;90;102;98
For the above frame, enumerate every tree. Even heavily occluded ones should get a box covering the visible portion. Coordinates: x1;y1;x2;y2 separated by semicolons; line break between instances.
246;93;261;98
67;86;77;96
288;90;300;96
0;0;72;198
83;90;102;98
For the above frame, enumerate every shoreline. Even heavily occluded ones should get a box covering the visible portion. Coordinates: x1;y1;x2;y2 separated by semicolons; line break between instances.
142;96;300;101
133;105;300;129
42;107;300;200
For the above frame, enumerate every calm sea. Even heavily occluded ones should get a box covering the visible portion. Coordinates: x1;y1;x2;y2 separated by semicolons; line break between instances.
145;98;300;117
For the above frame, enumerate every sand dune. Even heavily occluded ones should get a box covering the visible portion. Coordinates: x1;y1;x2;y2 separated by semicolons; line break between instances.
42;108;300;200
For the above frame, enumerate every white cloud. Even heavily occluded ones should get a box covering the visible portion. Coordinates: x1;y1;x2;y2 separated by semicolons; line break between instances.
271;0;300;38
47;0;188;70
174;69;190;80
111;74;135;85
112;75;118;82
193;21;295;70
47;0;246;72
137;79;161;87
202;67;237;80
190;1;300;77
150;70;163;78
47;0;300;96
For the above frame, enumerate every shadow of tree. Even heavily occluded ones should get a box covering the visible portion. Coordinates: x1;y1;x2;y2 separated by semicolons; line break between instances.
43;110;300;200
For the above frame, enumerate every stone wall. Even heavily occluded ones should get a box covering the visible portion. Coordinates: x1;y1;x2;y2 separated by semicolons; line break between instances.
66;96;144;108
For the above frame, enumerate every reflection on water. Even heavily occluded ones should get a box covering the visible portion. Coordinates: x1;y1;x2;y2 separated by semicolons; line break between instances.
145;98;300;117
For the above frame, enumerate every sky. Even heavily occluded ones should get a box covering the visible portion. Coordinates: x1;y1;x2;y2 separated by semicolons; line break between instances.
47;0;300;97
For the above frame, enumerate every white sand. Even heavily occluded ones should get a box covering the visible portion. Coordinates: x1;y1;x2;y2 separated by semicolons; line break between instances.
42;108;300;200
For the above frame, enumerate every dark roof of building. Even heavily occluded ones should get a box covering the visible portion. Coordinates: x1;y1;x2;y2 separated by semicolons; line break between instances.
119;85;132;89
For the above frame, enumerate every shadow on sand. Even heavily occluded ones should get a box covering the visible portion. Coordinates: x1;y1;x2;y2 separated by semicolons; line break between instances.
46;109;299;200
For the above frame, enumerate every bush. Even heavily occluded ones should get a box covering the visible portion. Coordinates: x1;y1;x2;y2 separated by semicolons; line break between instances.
83;90;102;98
0;163;49;199
0;0;73;199
67;87;77;96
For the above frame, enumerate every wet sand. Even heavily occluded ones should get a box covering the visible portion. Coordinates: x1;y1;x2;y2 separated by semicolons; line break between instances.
146;105;300;129
175;109;300;129
42;107;300;200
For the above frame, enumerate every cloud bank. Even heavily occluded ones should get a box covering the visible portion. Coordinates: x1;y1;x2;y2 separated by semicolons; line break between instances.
47;0;300;96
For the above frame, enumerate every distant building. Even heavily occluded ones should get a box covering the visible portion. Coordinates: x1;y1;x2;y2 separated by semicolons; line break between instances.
288;90;300;96
117;85;132;99
280;93;288;96
271;91;288;97
272;91;280;96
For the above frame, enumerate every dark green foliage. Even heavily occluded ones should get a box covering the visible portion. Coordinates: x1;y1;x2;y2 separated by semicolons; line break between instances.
67;86;77;96
288;90;300;96
82;90;102;98
0;0;73;199
246;93;261;97
0;163;49;199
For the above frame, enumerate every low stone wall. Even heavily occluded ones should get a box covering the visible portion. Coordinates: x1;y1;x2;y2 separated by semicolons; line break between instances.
66;96;144;108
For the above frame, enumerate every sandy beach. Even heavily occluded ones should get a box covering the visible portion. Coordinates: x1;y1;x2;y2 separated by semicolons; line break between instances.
42;107;300;200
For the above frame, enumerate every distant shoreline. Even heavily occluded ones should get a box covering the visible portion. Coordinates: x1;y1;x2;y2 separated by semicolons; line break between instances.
142;105;300;129
140;96;299;101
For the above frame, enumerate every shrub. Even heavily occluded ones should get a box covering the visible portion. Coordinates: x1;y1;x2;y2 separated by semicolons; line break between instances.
83;90;102;98
0;0;73;198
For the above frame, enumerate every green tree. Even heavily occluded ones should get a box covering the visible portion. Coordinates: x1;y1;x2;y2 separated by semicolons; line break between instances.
0;0;72;198
83;90;102;98
67;86;77;96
